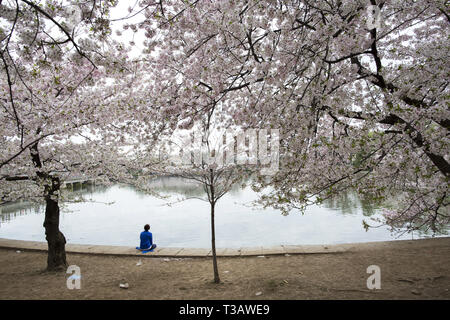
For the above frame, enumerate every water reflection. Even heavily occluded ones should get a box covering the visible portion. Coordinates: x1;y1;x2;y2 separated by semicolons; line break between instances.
0;176;447;247
148;176;204;197
321;192;381;217
0;202;43;223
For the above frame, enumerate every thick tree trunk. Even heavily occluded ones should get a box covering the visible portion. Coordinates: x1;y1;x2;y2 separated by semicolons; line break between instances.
210;201;220;284
30;141;67;271
43;177;67;271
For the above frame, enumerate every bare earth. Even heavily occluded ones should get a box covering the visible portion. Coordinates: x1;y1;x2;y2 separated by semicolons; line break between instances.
0;237;449;300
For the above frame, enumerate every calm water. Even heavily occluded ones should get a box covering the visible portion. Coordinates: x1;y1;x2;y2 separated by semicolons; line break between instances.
0;177;441;248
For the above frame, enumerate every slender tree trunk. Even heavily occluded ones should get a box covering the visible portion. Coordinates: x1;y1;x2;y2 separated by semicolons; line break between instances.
43;177;67;271
210;201;220;283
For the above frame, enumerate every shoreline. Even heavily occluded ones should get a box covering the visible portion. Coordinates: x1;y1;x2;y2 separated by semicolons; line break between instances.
0;236;448;258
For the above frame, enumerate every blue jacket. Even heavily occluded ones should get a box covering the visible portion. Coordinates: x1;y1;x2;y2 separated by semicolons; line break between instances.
140;231;153;249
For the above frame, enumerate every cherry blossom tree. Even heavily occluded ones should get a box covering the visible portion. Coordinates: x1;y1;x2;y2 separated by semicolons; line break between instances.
0;0;142;270
147;110;255;283
129;0;449;235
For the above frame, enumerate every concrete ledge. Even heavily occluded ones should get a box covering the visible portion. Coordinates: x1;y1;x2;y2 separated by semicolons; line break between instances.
0;237;351;257
282;244;346;254
207;248;241;257
176;248;211;257
262;245;285;255
1;237;449;258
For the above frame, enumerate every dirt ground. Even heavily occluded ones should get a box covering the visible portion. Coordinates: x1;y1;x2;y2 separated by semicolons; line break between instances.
0;237;449;300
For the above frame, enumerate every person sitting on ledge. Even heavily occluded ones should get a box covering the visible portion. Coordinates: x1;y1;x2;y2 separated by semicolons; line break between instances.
139;224;157;251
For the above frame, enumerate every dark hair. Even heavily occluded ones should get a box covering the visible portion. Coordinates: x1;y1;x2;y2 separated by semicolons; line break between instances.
144;224;150;231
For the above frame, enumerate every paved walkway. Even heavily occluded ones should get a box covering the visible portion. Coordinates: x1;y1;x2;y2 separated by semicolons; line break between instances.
0;238;353;257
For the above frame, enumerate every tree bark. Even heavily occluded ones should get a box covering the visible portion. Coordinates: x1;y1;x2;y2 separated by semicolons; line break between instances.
43;177;67;271
30;141;67;271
